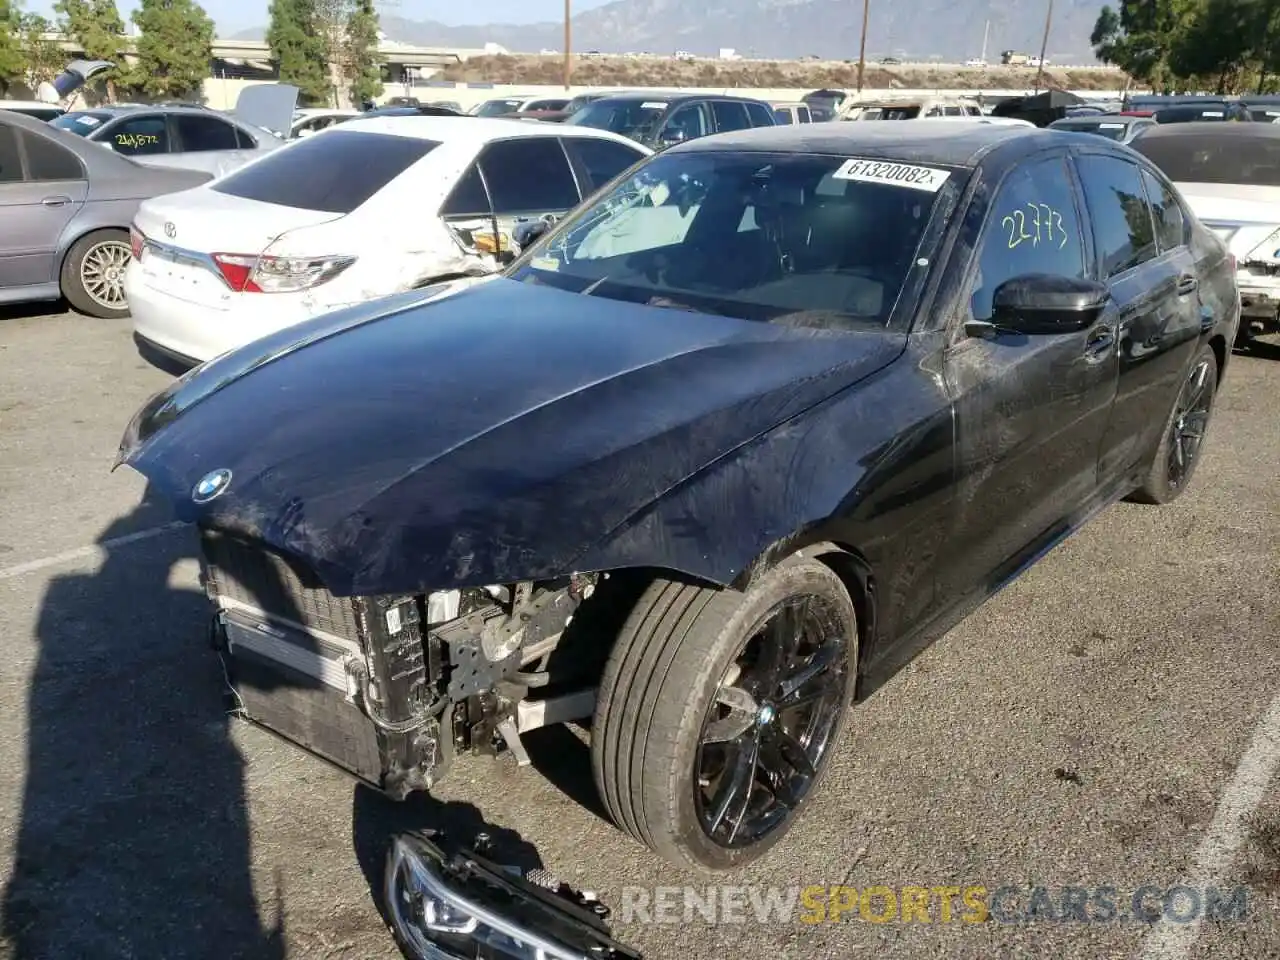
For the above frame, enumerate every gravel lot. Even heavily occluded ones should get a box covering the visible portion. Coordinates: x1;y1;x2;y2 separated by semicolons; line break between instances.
0;307;1277;960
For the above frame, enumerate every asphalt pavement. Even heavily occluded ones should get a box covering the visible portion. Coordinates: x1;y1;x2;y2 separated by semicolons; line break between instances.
0;307;1277;960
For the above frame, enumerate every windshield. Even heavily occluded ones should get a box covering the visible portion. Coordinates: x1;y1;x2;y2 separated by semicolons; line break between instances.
475;99;524;117
1132;134;1280;186
508;151;956;330
565;99;666;140
1054;120;1129;141
51;111;112;136
1248;107;1280;122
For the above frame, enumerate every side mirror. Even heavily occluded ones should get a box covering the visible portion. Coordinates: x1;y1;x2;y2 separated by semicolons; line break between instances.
512;219;551;248
658;127;688;145
969;274;1109;337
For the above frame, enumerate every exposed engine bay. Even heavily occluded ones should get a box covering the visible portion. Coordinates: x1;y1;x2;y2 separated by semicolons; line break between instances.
200;528;613;800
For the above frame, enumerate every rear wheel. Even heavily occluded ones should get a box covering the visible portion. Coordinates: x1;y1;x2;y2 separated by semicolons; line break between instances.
591;557;858;871
61;229;132;319
1129;343;1218;505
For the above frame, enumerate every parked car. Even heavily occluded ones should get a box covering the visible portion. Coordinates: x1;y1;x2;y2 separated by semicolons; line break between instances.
0;109;210;317
843;96;984;120
116;122;1238;939
1048;114;1155;143
1131;122;1280;348
0;100;66;122
125;116;651;368
770;101;817;125
468;96;567;117
290;108;359;139
359;104;464;118
1239;96;1280;123
563;91;775;148
49;84;297;176
518;92;614;124
1152;102;1253;124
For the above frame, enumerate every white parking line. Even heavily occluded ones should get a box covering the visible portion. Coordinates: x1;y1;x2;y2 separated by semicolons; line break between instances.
1140;690;1280;960
0;522;187;582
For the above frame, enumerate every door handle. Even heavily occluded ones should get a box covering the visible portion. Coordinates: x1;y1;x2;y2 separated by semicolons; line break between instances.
41;196;71;207
1084;325;1115;360
1176;274;1199;296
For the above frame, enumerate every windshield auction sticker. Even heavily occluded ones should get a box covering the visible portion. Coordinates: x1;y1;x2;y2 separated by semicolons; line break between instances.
833;158;951;192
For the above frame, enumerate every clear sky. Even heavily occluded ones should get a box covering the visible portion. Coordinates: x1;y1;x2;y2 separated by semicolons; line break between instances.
26;0;611;35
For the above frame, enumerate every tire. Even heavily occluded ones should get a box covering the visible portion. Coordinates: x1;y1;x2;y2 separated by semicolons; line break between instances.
591;557;858;871
60;229;132;319
1128;343;1218;505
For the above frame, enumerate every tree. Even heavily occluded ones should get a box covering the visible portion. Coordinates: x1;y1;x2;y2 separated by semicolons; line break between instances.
344;0;381;106
20;13;64;85
1091;0;1199;92
128;0;214;99
267;0;330;105
55;0;126;100
1170;0;1280;94
0;0;24;96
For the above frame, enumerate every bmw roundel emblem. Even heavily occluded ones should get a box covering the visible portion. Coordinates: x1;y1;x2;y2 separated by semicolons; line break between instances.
192;468;232;503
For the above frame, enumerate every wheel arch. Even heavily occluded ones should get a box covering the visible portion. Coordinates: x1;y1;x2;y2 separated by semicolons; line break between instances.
1207;332;1227;382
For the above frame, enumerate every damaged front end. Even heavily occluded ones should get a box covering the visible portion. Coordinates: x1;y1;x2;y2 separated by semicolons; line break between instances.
386;832;641;960
202;529;606;799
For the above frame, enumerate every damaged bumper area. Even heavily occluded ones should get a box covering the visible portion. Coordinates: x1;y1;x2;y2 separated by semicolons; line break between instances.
202;528;606;799
385;833;641;960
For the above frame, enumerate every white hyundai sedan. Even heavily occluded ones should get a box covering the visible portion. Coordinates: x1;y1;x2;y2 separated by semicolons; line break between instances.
126;116;650;368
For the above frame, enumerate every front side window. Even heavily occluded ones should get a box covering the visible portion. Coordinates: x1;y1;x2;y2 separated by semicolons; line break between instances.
511;151;955;330
106;116;169;155
773;108;794;125
476;138;580;213
1077;154;1158;278
175;115;240;152
970;157;1087;322
662;104;708;142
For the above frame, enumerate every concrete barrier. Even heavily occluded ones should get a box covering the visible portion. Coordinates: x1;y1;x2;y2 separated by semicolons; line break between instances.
200;76;1130;111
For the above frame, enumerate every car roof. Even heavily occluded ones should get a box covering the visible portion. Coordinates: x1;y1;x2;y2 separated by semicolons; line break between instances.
589;90;766;104
67;104;219;117
1136;121;1280;141
672;119;1043;167
330;114;645;148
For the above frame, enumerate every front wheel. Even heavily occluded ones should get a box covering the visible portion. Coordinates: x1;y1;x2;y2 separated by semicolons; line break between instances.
591;557;858;871
60;229;132;319
1129;343;1218;505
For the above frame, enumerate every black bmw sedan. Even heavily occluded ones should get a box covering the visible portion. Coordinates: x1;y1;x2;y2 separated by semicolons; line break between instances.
116;120;1238;950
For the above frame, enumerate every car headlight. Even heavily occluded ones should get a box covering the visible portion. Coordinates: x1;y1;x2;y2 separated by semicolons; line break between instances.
385;835;594;960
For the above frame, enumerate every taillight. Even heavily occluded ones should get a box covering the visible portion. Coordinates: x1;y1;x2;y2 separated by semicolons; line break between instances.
129;226;144;259
211;253;356;293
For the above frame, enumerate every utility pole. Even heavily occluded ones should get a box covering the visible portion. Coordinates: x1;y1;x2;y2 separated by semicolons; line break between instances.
855;0;871;94
1034;0;1054;93
563;0;572;90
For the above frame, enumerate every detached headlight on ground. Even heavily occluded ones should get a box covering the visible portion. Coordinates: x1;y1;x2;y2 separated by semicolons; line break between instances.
385;834;636;960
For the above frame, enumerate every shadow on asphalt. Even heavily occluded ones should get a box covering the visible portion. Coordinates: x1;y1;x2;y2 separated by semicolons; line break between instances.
0;302;73;323
0;489;301;959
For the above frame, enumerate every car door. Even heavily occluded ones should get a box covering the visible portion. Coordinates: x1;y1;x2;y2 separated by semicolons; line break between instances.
0;122;88;291
440;137;582;260
170;113;249;176
940;151;1120;594
1074;154;1202;483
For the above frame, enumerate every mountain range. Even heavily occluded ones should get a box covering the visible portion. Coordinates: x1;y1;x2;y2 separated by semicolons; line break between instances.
231;0;1109;63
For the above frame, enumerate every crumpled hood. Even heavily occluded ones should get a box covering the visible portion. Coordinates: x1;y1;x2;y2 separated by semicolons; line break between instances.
118;278;904;595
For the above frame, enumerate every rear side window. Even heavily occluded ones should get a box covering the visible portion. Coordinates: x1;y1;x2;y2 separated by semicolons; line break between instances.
109;115;169;155
1141;168;1187;252
1077;154;1159;277
235;126;257;148
22;131;84;180
744;101;774;127
712;101;751;133
175;115;240;152
773;108;794;125
214;130;438;213
0;125;21;182
564;136;646;192
476;138;580;213
798;106;812;123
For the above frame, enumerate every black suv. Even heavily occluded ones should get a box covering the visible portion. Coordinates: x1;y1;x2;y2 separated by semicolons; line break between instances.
562;91;775;148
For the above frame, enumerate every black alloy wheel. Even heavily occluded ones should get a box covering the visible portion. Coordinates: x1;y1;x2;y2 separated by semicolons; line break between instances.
1129;342;1219;505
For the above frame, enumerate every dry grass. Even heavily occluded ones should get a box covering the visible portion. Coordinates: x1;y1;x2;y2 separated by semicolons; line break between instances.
439;54;1130;92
